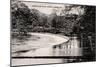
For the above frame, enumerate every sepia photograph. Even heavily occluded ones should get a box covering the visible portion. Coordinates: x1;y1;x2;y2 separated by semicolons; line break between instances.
11;0;96;66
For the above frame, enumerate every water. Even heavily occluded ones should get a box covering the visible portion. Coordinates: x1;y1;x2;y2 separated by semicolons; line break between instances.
11;33;83;66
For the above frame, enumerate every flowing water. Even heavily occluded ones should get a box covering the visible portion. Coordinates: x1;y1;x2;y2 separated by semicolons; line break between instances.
11;33;83;66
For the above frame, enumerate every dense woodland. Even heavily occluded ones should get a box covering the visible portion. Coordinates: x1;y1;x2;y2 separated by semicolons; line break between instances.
11;0;96;38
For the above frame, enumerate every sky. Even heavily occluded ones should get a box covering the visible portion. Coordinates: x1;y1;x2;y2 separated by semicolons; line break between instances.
19;0;84;15
21;1;65;15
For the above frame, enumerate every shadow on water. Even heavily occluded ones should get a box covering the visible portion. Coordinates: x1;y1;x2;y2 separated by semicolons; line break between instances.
11;33;95;66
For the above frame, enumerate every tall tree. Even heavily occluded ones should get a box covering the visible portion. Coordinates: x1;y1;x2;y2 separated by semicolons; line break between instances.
11;1;31;36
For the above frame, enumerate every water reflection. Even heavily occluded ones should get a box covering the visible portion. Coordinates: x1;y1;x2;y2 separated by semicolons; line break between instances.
12;33;83;66
52;36;82;56
12;35;82;57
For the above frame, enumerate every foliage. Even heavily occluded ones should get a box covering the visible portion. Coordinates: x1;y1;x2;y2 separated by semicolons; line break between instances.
79;6;96;35
11;1;95;37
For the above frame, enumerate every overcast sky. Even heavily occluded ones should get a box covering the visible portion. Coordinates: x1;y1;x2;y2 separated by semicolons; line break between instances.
19;0;84;15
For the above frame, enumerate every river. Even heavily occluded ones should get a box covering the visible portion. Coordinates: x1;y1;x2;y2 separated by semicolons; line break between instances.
11;33;83;66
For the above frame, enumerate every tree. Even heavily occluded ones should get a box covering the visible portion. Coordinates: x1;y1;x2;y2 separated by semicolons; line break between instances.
79;6;96;34
11;1;31;36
